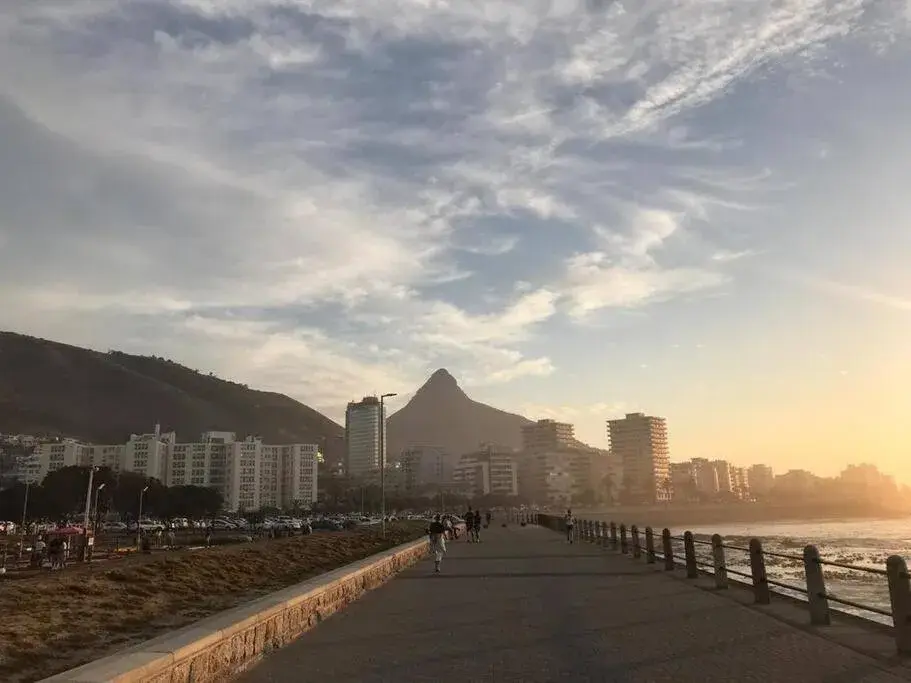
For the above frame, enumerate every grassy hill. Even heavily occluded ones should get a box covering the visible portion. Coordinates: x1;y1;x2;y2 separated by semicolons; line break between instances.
0;332;343;457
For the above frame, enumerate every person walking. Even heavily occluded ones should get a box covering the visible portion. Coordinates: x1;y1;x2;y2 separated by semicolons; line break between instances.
464;506;475;543
473;509;482;543
564;508;575;544
485;510;491;528
428;514;447;573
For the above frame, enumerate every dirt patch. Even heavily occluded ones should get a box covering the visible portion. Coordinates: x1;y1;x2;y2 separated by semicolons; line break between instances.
0;523;425;682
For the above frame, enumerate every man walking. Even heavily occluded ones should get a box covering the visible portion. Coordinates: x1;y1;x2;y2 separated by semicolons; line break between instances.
464;506;475;543
473;509;482;543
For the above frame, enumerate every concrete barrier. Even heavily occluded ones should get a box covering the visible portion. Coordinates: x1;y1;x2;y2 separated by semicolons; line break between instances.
40;538;429;683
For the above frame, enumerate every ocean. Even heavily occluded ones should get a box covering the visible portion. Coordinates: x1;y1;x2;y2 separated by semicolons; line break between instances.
679;517;911;624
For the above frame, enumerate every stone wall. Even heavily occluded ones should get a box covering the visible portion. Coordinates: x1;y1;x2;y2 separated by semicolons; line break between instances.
41;538;429;683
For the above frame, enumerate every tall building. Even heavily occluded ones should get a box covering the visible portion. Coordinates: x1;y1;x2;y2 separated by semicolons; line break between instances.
691;458;719;497
713;460;734;495
669;461;697;501
748;464;774;497
521;419;576;453
399;446;454;493
345;396;384;478
31;428;318;512
453;445;519;498
35;438;92;480
730;466;750;500
607;413;670;503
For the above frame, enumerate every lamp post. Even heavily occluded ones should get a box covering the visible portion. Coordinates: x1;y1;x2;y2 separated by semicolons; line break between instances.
93;483;107;530
379;392;397;539
82;467;96;530
136;485;149;547
18;479;31;560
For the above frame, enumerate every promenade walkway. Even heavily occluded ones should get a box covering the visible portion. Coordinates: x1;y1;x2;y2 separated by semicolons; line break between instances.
237;524;911;682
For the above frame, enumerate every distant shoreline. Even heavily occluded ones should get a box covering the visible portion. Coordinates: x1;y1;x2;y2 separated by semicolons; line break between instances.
571;503;911;529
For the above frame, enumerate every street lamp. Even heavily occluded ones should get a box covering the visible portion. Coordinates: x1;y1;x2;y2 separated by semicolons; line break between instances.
93;483;107;530
379;392;397;539
136;485;149;547
18;479;31;560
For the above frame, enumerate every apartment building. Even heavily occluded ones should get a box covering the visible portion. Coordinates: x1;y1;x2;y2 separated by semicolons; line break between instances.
691;458;719;497
731;466;750;500
29;428;318;512
607;413;671;503
669;461;698;501
35;438;93;480
399;446;454;493
748;464;775;497
713;459;734;495
521;419;576;453
453;445;519;498
345;396;383;478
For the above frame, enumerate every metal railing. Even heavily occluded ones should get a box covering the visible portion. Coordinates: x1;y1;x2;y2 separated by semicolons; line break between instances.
538;515;911;655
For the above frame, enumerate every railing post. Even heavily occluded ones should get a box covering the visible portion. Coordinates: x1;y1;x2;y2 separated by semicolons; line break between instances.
803;545;830;625
610;522;618;551
645;526;656;564
631;525;641;559
683;531;698;578
584;520;591;541
620;524;628;554
711;534;727;589
662;528;674;571
749;538;771;604
887;555;911;655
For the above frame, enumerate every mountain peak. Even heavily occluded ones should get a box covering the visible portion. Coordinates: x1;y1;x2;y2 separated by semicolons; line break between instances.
427;368;457;386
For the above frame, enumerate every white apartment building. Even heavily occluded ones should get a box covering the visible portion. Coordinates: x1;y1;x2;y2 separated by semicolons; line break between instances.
453;446;518;498
30;428;318;512
607;413;671;503
345;396;383;478
35;438;93;480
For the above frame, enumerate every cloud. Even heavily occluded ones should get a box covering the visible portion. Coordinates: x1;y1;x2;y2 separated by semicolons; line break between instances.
784;274;911;312
0;0;906;414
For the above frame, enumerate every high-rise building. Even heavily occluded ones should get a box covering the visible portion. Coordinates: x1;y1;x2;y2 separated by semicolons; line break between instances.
713;460;733;494
607;412;670;503
747;464;774;497
730;466;750;500
35;438;93;480
345;396;384;478
691;458;719;497
453;445;519;498
399;446;454;493
670;461;697;501
521;419;576;453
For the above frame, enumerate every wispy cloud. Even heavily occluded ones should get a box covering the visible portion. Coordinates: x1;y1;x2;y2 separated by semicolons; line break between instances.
0;0;905;411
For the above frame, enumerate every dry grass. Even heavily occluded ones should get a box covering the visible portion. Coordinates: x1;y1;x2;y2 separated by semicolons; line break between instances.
0;523;424;682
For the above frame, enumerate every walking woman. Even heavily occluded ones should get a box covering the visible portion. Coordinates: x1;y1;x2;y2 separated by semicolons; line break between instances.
428;514;447;573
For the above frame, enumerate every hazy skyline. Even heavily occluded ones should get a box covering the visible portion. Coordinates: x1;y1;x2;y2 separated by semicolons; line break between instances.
1;2;910;480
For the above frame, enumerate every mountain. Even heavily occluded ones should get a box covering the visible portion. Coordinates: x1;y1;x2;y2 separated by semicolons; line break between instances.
0;332;344;461
386;368;532;458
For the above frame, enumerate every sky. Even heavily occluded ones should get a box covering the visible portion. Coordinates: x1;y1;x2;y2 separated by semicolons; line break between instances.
1;1;911;480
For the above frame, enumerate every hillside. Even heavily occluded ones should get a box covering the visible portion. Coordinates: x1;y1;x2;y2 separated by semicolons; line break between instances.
0;332;344;459
386;368;531;458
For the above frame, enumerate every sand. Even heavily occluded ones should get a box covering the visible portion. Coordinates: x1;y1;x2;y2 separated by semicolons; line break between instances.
0;523;424;682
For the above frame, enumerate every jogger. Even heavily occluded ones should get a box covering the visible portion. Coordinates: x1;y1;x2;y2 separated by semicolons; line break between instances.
565;508;575;543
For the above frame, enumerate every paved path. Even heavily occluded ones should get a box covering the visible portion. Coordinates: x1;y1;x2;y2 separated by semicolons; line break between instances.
237;523;911;682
